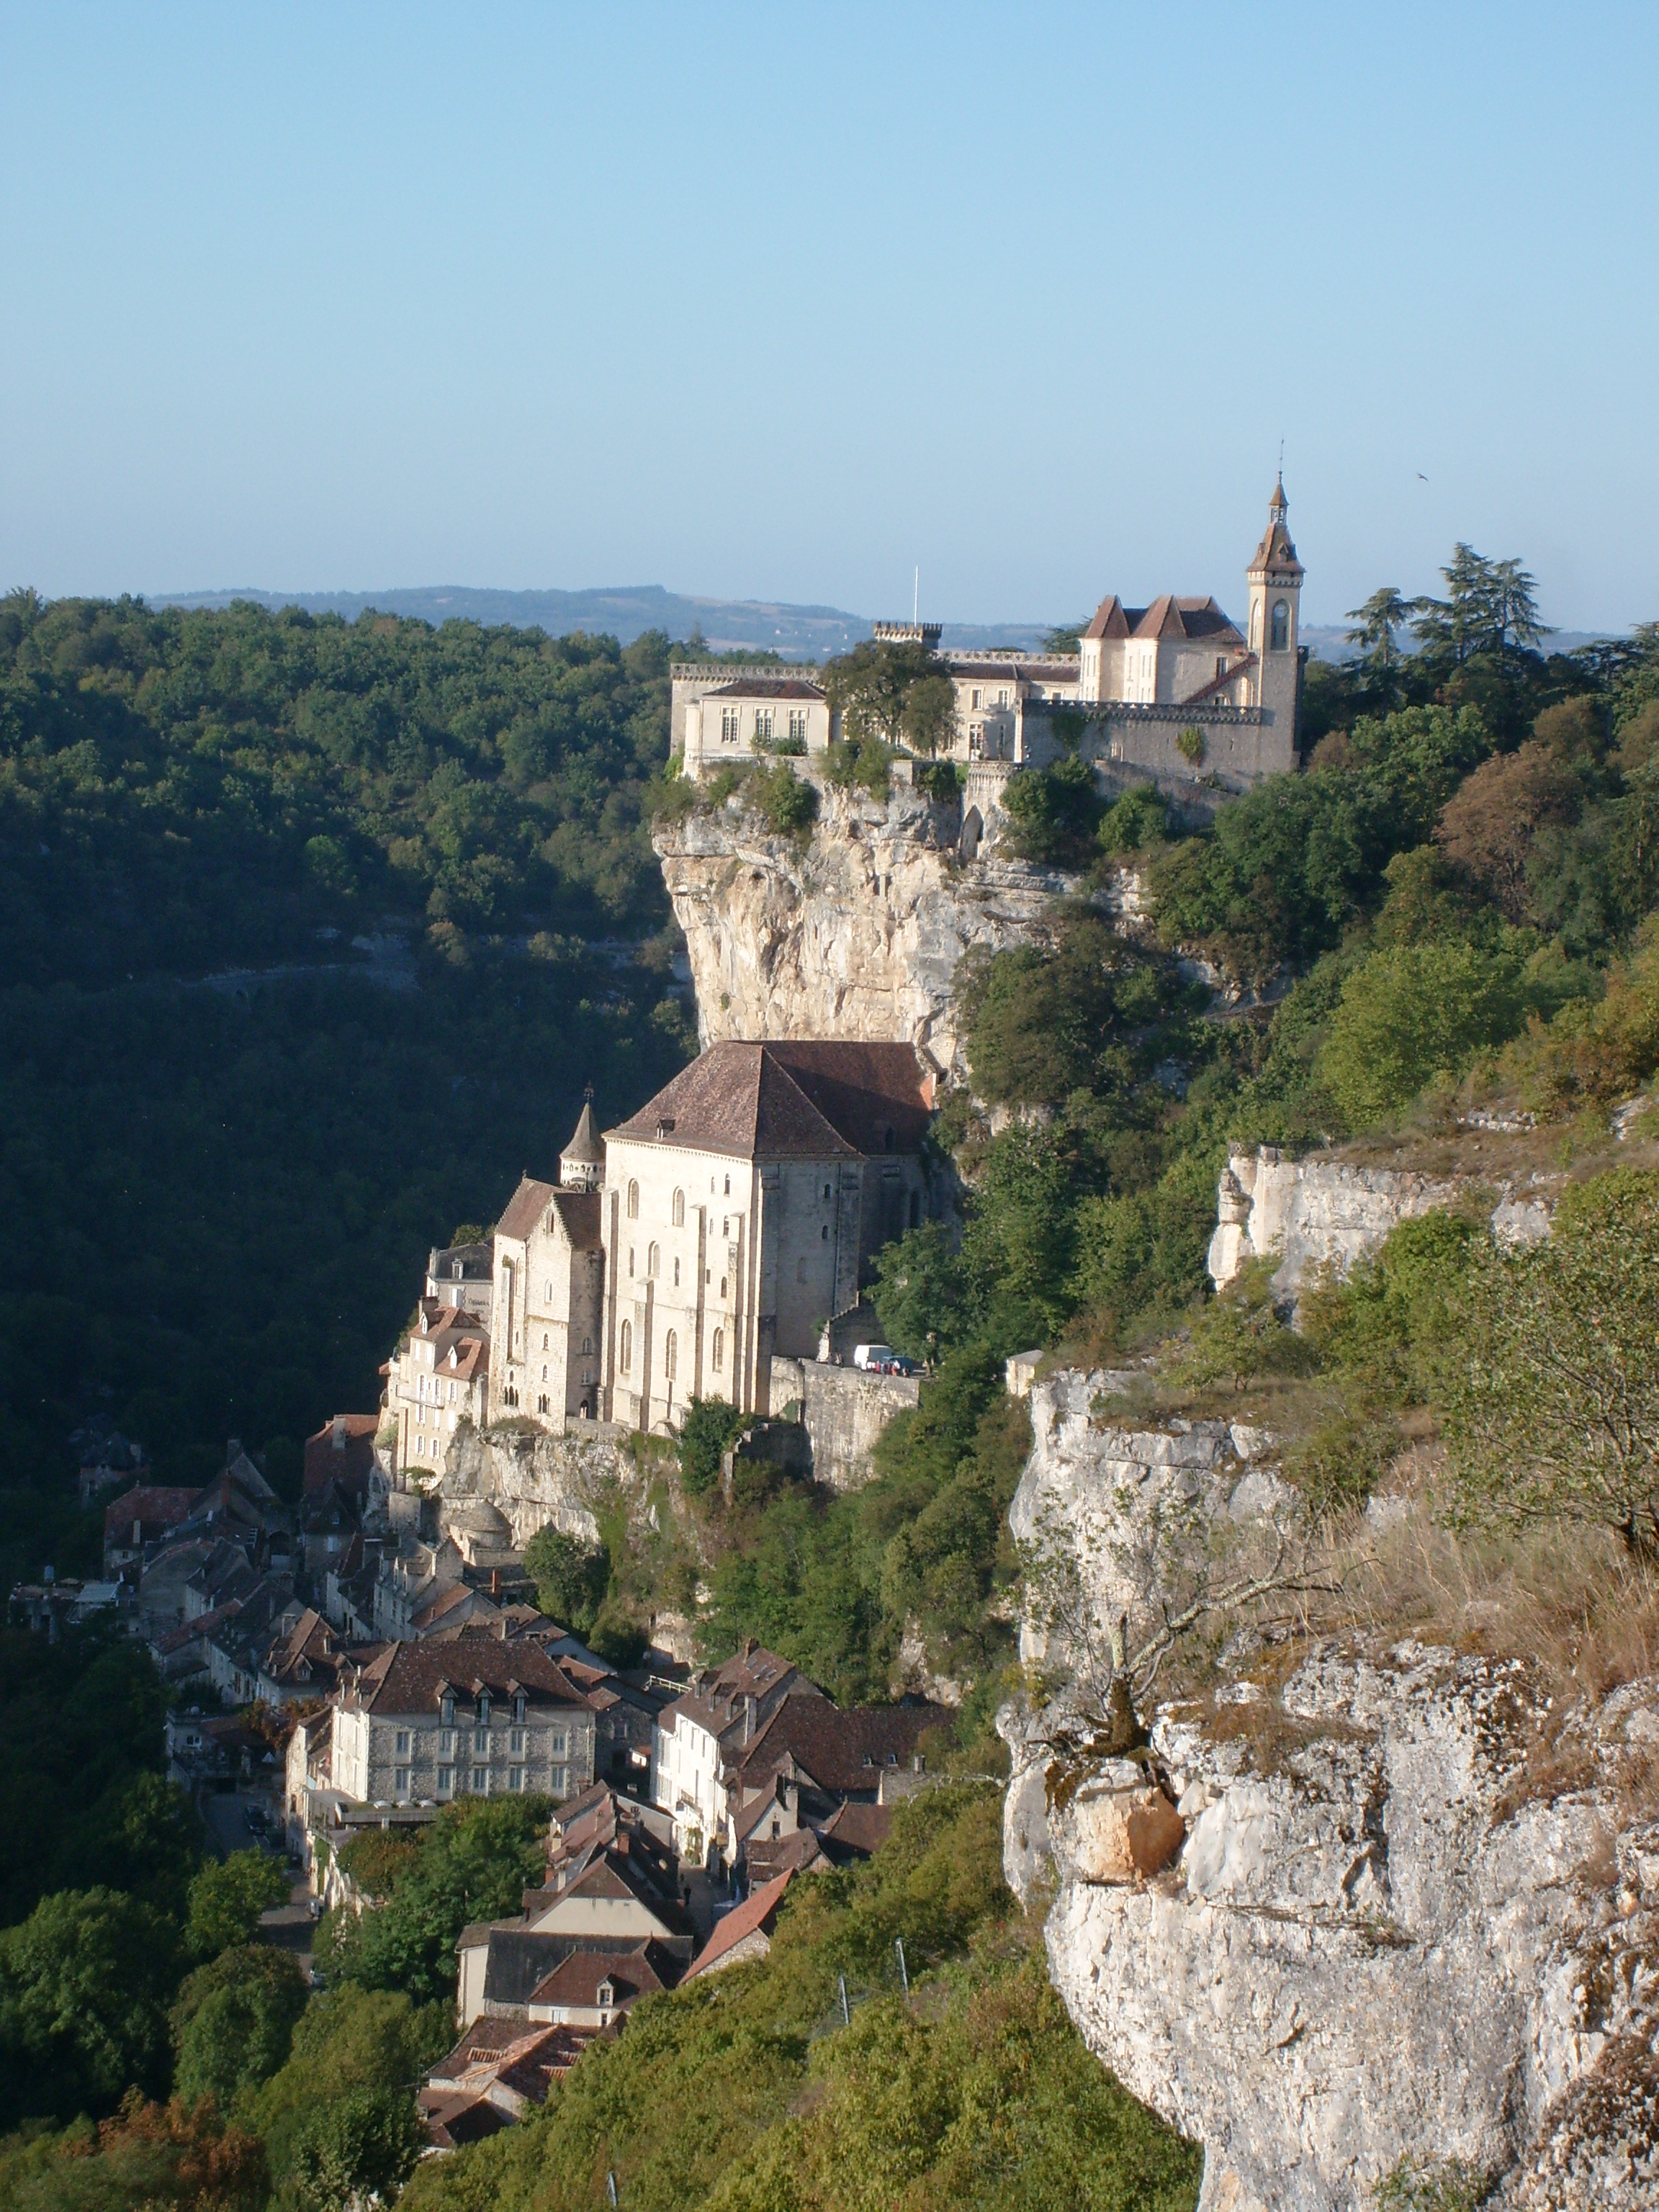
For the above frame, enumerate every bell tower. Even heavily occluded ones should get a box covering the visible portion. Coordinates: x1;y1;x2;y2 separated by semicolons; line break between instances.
1245;475;1305;763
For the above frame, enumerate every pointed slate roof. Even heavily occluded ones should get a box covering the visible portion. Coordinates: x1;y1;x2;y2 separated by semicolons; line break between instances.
562;1098;604;1166
1249;479;1303;580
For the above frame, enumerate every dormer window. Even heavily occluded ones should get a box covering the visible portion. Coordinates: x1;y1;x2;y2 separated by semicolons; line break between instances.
598;1979;614;2008
477;1692;490;1727
513;1691;526;1725
441;1691;454;1727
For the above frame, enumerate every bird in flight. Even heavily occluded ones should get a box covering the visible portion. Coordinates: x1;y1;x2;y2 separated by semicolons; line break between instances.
1417;472;1429;482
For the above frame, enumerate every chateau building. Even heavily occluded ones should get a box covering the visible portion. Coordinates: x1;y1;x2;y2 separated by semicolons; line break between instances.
671;480;1307;798
487;1101;605;1433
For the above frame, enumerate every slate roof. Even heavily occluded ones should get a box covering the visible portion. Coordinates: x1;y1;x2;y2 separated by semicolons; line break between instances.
609;1042;931;1163
706;677;825;700
561;1097;605;1166
527;1938;675;2010
1083;593;1246;647
477;1930;674;2011
495;1177;558;1241
815;1799;894;1859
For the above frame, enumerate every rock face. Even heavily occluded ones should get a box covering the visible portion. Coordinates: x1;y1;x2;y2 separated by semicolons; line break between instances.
1004;1367;1659;2212
653;780;1067;1076
1207;1145;1556;1303
441;1419;627;1550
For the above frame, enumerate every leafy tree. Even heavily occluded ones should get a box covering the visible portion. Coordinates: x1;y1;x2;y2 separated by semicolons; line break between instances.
1097;781;1169;857
1435;740;1581;922
1314;938;1534;1126
1444;1172;1659;1554
822;640;946;752
676;1395;750;1496
0;2091;269;2212
0;1887;179;2123
324;1797;549;2004
184;1850;291;1962
899;672;958;759
171;1945;309;2110
247;1984;450;2205
751;759;819;840
284;2085;428;2212
521;1524;610;1634
871;1222;971;1364
961;912;1122;1107
1000;755;1103;866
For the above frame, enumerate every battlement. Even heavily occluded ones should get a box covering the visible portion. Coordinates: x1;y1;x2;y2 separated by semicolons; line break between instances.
872;620;942;649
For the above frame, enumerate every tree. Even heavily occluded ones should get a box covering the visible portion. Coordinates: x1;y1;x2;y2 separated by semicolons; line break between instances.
0;1887;179;2123
171;1945;309;2110
184;1849;291;1962
822;639;944;752
521;1524;609;1633
1444;1172;1659;1554
962;912;1123;1107
1411;544;1499;666
1344;587;1411;674
870;1222;971;1364
1435;740;1581;922
1000;755;1104;866
0;2091;268;2212
285;2085;428;2212
1315;938;1532;1126
898;671;958;759
676;1395;750;1496
1491;557;1547;656
247;1984;450;2195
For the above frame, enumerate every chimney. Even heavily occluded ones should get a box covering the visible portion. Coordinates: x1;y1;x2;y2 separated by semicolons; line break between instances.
490;1568;501;1600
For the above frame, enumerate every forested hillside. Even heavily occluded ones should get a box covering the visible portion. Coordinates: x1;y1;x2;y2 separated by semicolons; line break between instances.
0;593;695;1581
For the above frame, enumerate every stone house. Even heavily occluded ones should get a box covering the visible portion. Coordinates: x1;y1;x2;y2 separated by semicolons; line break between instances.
678;672;833;778
685;1867;795;1977
331;1631;596;1808
653;1642;822;1863
103;1484;199;1578
302;1413;381;1506
387;1303;490;1481
424;1239;493;1321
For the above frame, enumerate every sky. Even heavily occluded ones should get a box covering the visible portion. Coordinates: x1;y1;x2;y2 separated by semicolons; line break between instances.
2;3;1656;632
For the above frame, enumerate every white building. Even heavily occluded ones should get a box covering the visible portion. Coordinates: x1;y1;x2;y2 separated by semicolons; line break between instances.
652;1642;819;1863
488;1101;606;1433
387;1303;490;1480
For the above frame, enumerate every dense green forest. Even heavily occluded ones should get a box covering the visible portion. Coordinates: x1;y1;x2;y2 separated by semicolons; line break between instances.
0;593;696;1586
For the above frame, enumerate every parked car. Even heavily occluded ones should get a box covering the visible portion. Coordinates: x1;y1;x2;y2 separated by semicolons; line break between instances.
851;1343;914;1375
243;1804;268;1834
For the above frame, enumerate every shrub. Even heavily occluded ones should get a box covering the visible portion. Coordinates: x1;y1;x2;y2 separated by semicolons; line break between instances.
751;760;819;840
677;1395;750;1496
521;1525;609;1636
1176;725;1206;766
825;737;894;801
912;756;962;803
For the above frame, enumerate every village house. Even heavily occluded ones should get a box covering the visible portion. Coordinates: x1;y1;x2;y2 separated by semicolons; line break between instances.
302;1413;381;1506
386;1303;490;1481
685;1866;795;1979
332;1631;597;1808
73;1426;148;1507
257;1605;349;1707
423;1238;494;1322
653;1642;821;1863
420;2018;598;2147
103;1484;199;1578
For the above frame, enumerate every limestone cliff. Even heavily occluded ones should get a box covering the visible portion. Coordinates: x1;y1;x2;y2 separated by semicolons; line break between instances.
653;779;1067;1076
1003;1371;1659;2212
440;1419;626;1550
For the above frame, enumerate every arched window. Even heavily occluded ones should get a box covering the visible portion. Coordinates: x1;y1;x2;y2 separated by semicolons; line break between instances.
672;1189;685;1226
626;1180;639;1220
822;1183;831;1201
647;1241;660;1277
582;1336;591;1354
711;1327;724;1373
620;1319;633;1373
719;1276;727;1299
629;1246;635;1277
723;1174;730;1196
665;1329;678;1380
673;1255;680;1286
1271;600;1289;652
537;1393;549;1413
820;1224;829;1241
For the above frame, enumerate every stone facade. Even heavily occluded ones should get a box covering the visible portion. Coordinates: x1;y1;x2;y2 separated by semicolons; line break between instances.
488;1172;604;1433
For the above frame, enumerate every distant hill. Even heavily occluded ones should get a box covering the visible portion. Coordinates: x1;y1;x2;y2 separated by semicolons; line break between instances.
153;583;1056;660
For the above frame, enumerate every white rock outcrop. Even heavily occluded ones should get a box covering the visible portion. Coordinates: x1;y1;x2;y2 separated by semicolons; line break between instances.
1004;1367;1659;2211
441;1420;626;1550
1206;1146;1467;1301
654;779;1068;1076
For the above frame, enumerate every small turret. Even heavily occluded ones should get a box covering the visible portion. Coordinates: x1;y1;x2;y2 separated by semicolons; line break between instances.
559;1087;604;1192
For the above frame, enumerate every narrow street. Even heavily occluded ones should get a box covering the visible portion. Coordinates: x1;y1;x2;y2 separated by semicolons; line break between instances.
195;1781;315;1977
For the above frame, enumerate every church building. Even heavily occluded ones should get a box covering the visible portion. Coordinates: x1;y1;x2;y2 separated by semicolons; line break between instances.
483;1044;935;1441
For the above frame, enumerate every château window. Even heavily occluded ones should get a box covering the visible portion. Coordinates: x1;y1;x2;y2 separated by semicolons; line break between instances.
971;688;981;709
472;1765;487;1792
788;708;807;742
474;1725;488;1755
822;1183;831;1201
712;1328;724;1372
665;1329;678;1380
537;1393;549;1413
721;706;739;741
1271;600;1289;651
820;1223;829;1241
719;1276;727;1298
673;1256;680;1286
513;1693;526;1725
647;1241;660;1277
626;1180;639;1220
672;1188;685;1226
629;1247;635;1277
620;1320;633;1373
582;1336;591;1354
753;707;773;740
724;1174;730;1195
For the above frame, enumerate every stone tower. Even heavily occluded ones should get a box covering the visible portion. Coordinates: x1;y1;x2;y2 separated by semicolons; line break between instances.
1246;475;1305;755
559;1089;604;1193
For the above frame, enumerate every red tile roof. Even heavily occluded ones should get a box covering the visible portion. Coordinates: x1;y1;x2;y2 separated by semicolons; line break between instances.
104;1485;199;1543
302;1416;379;1500
345;1632;592;1717
686;1869;793;1977
495;1177;603;1251
610;1043;931;1163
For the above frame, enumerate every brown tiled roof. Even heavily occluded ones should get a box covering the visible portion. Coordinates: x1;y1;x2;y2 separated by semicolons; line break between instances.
1179;649;1258;709
104;1485;199;1542
686;1869;793;1977
548;1190;602;1251
347;1632;591;1716
706;677;824;701
527;1938;673;2010
745;1825;828;1881
727;1699;939;1798
303;1416;380;1501
495;1176;558;1242
815;1800;893;1858
1084;593;1246;648
610;1043;930;1163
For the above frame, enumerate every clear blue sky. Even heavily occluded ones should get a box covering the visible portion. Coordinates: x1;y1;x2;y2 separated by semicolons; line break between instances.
3;3;1655;631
